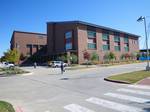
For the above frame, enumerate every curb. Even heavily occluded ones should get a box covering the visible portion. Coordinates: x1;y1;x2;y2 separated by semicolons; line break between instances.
21;72;33;76
104;78;130;84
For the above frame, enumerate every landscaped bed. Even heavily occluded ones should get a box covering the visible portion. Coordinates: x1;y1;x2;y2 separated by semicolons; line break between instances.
0;67;29;76
105;70;150;84
0;101;15;112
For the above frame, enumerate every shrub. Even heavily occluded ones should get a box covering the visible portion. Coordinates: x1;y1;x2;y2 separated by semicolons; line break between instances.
70;54;78;64
104;52;116;62
0;101;15;112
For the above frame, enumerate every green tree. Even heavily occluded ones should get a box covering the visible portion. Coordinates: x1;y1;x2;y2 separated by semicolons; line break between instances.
59;55;67;62
3;49;20;64
104;52;116;63
90;52;99;64
70;54;78;64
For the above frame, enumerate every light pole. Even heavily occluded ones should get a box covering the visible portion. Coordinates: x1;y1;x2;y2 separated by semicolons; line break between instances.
137;16;150;70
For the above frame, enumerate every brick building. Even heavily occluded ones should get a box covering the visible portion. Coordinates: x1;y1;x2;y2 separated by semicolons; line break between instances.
47;21;139;64
10;31;47;63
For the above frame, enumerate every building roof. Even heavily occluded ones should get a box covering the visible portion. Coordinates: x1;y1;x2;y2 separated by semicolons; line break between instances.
10;30;47;43
47;20;140;38
13;30;46;36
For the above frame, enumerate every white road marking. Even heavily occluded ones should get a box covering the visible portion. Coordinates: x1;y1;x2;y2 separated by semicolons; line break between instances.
117;88;150;96
64;104;95;112
104;92;149;103
128;85;150;90
86;97;143;112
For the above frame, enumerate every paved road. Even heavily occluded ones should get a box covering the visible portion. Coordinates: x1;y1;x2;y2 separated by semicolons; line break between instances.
0;62;149;112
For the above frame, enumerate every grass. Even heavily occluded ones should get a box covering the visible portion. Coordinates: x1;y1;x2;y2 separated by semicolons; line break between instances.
66;66;94;70
106;70;150;84
0;101;15;112
0;67;29;76
101;60;142;67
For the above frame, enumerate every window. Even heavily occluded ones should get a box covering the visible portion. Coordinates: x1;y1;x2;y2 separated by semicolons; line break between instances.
65;31;73;50
87;30;96;49
102;31;110;51
103;45;109;51
124;35;129;43
124;47;129;52
88;43;96;49
114;36;120;42
65;43;72;50
102;33;109;40
115;46;120;51
65;31;72;39
87;30;96;38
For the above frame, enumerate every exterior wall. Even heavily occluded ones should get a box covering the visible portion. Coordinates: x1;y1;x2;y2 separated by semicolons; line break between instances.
77;26;139;64
10;31;47;57
47;23;78;55
47;22;139;64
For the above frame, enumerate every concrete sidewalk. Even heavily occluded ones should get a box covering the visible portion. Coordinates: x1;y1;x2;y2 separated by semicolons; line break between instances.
137;77;150;85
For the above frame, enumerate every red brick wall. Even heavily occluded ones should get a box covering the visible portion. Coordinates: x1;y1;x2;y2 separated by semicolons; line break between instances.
11;32;47;56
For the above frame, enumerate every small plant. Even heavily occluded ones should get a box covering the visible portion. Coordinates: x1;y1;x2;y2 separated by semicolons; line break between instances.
104;52;116;64
91;52;99;64
83;51;91;67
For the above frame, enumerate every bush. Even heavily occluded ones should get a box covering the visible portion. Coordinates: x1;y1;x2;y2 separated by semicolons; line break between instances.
70;54;78;64
0;67;28;75
104;52;116;63
0;101;15;112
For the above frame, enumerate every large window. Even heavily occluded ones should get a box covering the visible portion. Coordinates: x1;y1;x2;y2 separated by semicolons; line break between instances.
65;31;72;50
87;30;96;38
124;46;129;52
103;45;109;51
114;32;120;51
88;43;96;49
87;30;96;49
115;46;120;51
102;31;110;51
102;33;109;40
124;34;129;52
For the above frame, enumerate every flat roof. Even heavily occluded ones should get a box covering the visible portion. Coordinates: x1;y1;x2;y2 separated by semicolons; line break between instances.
47;20;140;37
13;30;47;36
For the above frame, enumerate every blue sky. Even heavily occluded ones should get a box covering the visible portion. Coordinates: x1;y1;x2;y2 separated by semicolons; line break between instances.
0;0;150;57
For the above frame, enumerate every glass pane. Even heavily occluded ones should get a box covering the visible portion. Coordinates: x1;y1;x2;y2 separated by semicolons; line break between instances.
102;33;109;40
87;31;96;38
103;45;109;51
115;46;120;51
66;43;72;50
88;43;96;49
65;31;72;39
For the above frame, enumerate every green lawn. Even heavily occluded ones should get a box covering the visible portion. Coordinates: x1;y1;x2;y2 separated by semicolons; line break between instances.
0;101;15;112
106;70;150;84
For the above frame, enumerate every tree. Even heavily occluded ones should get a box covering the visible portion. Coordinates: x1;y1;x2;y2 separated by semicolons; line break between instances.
70;54;78;64
59;55;67;62
83;51;90;61
3;49;20;64
91;52;99;64
83;51;91;66
104;52;116;63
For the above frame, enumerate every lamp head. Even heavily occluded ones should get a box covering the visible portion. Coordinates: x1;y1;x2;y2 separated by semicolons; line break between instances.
137;16;144;22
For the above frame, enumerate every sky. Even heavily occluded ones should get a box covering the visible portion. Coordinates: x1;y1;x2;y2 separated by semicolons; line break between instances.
0;0;150;57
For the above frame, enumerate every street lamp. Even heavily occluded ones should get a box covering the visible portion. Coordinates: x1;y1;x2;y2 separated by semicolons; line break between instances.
137;16;150;70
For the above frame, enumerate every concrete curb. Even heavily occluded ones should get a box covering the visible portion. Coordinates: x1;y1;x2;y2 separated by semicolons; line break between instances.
20;72;33;76
104;78;130;84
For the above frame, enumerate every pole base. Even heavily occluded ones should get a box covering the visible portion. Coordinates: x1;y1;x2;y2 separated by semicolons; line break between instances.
146;66;150;71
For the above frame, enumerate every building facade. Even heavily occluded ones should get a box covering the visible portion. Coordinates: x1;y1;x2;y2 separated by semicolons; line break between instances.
47;21;139;64
10;31;47;59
